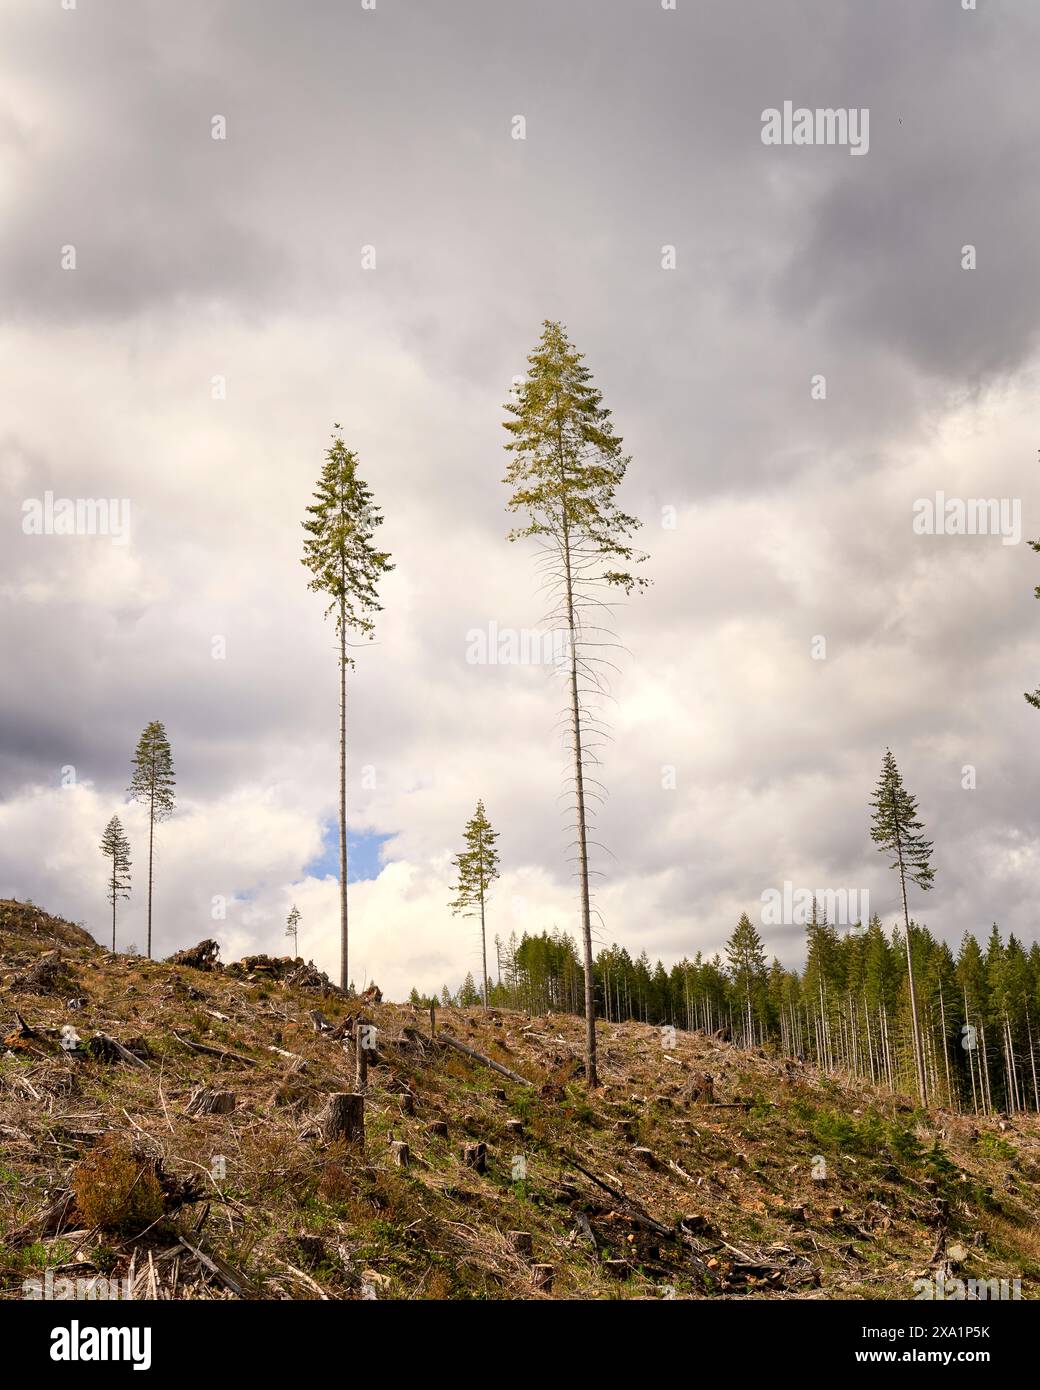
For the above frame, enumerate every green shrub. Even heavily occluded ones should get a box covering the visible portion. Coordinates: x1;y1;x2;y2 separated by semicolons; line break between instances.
71;1136;165;1233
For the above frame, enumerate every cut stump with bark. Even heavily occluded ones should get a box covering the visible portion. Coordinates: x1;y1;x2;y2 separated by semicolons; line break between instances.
508;1230;533;1257
318;1092;364;1145
463;1141;487;1173
186;1087;236;1116
632;1146;660;1169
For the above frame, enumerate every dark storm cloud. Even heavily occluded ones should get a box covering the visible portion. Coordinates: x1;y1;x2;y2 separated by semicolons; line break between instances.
2;0;1040;982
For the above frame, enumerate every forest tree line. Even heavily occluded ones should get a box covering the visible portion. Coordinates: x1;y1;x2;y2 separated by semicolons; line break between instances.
412;909;1040;1117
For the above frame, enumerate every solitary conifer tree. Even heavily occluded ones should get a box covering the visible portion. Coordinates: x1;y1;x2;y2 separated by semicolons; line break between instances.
302;430;393;991
504;321;648;1088
99;815;131;952
449;800;500;1008
286;903;301;956
127;720;175;959
870;748;934;1106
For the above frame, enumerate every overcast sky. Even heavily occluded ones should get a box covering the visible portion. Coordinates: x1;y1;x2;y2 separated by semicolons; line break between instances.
3;0;1040;998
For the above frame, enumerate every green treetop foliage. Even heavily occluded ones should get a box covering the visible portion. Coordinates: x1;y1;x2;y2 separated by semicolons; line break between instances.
503;319;648;593
869;749;935;896
457;972;481;1007
301;431;393;647
448;800;500;917
128;721;176;823
725;912;769;1043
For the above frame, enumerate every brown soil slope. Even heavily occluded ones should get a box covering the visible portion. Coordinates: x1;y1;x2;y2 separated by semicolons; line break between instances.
1;899;1038;1300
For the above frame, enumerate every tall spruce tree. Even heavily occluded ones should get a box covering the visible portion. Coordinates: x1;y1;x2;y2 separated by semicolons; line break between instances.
448;800;500;1009
869;748;934;1106
99;814;131;953
503;320;648;1087
302;430;393;991
127;720;175;959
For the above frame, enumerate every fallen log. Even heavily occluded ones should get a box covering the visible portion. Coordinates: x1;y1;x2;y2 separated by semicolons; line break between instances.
438;1031;531;1087
172;1031;257;1066
177;1236;253;1298
87;1032;151;1069
562;1154;674;1241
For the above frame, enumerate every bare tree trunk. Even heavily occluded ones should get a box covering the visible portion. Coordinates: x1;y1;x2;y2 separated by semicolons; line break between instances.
979;1021;993;1114
562;522;597;1089
938;980;953;1110
895;849;927;1106
478;858;489;1009
964;989;979;1115
339;600;349;992
110;862;117;953
146;781;155;960
1005;1013;1020;1113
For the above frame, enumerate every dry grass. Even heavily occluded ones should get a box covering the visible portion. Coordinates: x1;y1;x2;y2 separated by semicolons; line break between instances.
2;898;1040;1300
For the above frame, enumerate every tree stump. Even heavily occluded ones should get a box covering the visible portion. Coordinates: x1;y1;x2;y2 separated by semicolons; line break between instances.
685;1071;715;1104
680;1213;717;1237
604;1259;631;1280
186;1087;236;1115
463;1141;487;1173
531;1264;554;1292
391;1141;410;1169
354;1037;369;1093
318;1092;364;1145
492;1087;507;1103
508;1230;533;1257
632;1146;660;1169
399;1091;415;1116
427;1120;448;1140
613;1119;634;1141
505;1119;524;1138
